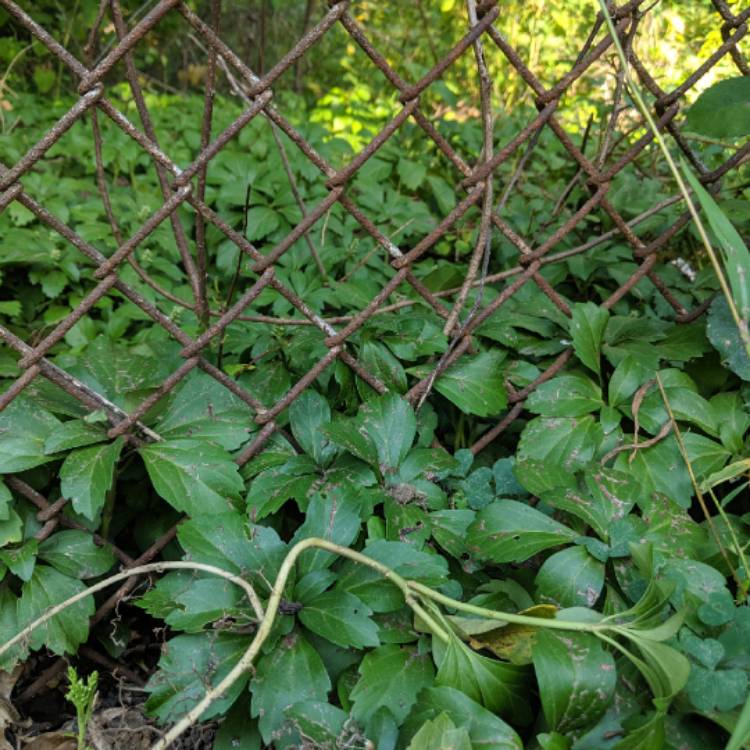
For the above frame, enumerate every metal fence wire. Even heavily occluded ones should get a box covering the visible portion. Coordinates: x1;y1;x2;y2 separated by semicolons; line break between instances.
0;0;749;678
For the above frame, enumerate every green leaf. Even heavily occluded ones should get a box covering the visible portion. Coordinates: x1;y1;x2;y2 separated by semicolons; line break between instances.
625;635;691;700
726;689;750;750
518;416;604;472
527;373;603;417
283;701;348;747
213;699;261;750
165;577;244;633
299;590;380;649
0;397;62;472
289;390;338;466
686;77;750;138
535;547;604;608
398;157;428;190
0;509;23;547
177;510;286;594
155;371;254;450
245;455;317;520
351;644;435;725
291;490;363;575
616;436;692;508
145;632;250;722
250;630;331;742
360;341;408;395
0;539;37;581
38;530;115;579
434;351;507;417
245;206;280;241
532;630;616;733
428;175;457;215
434;632;531;721
608;357;651;408
403;686;523;750
360;393;417;471
570;302;609;376
467;500;577;564
140;439;244;516
43;420;108;454
683;169;750;336
407;712;472;750
543;468;640;541
17;565;95;656
0;479;10;521
337;540;448;612
60;438;124;520
707;297;750;381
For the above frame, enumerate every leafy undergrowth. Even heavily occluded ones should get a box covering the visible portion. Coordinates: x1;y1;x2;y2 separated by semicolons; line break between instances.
0;79;749;750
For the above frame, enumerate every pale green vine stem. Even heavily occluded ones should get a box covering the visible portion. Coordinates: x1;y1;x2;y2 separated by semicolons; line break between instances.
2;537;615;750
597;0;750;354
152;538;614;749
0;561;265;661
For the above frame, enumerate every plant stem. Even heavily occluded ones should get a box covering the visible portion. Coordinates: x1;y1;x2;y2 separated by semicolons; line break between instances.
0;561;265;661
597;0;750;356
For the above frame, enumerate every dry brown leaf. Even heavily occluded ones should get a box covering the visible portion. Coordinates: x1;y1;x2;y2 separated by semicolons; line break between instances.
21;731;76;750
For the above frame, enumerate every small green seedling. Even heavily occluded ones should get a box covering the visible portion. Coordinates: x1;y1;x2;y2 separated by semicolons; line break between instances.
65;666;98;750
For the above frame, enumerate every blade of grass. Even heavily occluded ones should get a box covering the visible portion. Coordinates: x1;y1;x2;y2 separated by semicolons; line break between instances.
655;374;750;600
597;1;750;357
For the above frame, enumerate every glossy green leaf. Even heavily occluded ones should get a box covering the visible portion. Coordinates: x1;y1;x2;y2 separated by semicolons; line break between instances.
532;630;616;733
406;712;472;750
707;297;750;381
0;397;61;472
518;416;604;472
292;490;363;575
43;419;108;453
403;686;522;750
177;510;286;594
535;547;604;608
289;390;338;466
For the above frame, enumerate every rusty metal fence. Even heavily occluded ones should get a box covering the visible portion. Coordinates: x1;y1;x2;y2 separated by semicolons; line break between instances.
0;0;749;692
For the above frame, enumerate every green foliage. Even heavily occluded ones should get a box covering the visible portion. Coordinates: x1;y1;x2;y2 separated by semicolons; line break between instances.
65;666;98;750
1;4;749;746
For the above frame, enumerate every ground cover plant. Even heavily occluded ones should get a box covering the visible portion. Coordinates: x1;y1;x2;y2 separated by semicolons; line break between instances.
0;0;749;748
